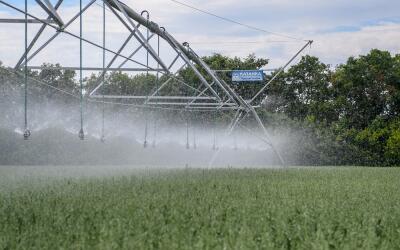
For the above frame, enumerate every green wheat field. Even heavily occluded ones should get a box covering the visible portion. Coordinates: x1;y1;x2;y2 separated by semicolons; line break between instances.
0;166;399;249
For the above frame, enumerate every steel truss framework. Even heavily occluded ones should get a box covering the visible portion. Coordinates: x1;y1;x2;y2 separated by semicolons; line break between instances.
0;0;312;166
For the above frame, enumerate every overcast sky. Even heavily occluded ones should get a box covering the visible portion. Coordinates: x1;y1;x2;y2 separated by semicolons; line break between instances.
0;0;399;69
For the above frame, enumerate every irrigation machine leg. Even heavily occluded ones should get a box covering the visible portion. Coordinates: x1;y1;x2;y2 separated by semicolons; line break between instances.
207;108;286;168
207;109;243;168
249;108;286;167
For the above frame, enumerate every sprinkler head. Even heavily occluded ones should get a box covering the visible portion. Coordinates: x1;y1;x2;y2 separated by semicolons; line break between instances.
100;136;106;143
23;129;31;140
78;129;85;140
143;141;148;148
186;143;190;150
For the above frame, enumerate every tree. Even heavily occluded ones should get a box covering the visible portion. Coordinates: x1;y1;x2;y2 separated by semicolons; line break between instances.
332;49;398;129
266;55;335;123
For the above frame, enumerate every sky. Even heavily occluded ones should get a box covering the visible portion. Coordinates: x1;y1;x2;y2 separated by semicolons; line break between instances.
0;0;399;70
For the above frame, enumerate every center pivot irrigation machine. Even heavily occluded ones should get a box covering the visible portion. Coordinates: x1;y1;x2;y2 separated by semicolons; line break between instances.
0;0;312;166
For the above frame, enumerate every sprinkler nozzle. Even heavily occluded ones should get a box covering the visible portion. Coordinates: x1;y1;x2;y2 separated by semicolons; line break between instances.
23;129;31;140
78;129;85;140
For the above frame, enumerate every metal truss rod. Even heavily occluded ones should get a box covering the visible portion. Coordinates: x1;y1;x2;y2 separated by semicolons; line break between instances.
1;66;217;113
187;44;286;166
102;0;140;33
144;70;216;106
240;125;272;147
26;66;163;72
144;77;173;103
250;40;313;105
184;82;215;109
213;69;277;72
250;107;285;166
109;0;169;72
2;1;159;73
88;1;244;107
217;97;237;110
184;107;241;111
220;105;286;166
208;109;243;167
90;95;217;100
17;0;97;65
103;32;134;70
79;0;84;140
117;33;155;69
101;0;106;143
89;32;135;96
146;102;237;107
143;63;209;105
23;0;30;140
168;54;180;71
35;0;64;27
186;46;242;107
176;76;214;96
14;0;63;69
0;18;56;24
106;0;285;166
164;34;222;102
105;0;222;102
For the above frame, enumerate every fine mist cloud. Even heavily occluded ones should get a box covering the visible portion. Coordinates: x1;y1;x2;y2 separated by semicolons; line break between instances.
0;78;296;167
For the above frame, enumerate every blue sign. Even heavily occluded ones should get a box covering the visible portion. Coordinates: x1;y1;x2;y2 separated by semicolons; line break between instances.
232;70;264;82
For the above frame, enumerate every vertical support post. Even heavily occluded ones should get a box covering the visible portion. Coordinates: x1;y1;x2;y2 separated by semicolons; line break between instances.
143;115;148;148
208;110;243;167
15;0;64;70
152;114;157;148
152;32;161;148
23;0;30;140
186;116;190;150
142;10;149;148
233;130;238;151
192;119;197;149
249;107;286;166
212;110;222;151
101;0;106;143
78;0;84;140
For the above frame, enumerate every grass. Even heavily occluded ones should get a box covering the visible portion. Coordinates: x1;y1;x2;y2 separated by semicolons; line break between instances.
0;167;400;249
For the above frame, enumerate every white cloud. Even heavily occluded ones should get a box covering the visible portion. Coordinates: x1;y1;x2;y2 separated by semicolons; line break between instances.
309;23;400;66
0;0;399;71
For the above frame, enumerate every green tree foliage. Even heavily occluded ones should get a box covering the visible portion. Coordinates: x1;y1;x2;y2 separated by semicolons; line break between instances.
266;56;336;123
261;50;399;166
333;50;399;129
